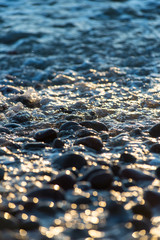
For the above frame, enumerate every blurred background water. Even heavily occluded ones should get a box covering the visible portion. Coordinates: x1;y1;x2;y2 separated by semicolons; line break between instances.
0;0;160;83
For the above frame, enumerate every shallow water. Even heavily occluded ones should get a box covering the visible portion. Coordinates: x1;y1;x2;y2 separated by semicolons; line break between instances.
0;0;160;239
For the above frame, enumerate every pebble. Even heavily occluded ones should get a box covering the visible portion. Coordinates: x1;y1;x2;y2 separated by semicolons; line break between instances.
75;128;97;138
52;138;64;148
155;166;160;179
149;123;160;138
52;152;87;170
120;168;154;182
144;190;160;207
119;152;136;163
23;142;46;150
74;136;103;151
49;171;76;190
19;220;40;231
79;120;108;132
150;143;160;154
88;170;113;189
27;187;65;201
4;123;21;128
59;121;82;132
72;196;92;205
0;168;5;180
131;219;151;232
0;127;10;134
131;204;152;219
0;213;18;230
34;128;57;143
11;111;32;123
0;85;23;95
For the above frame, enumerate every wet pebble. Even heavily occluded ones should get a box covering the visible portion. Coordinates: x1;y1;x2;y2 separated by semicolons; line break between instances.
52;152;87;170
155;166;160;179
131;204;152;219
59;121;82;132
0;85;23;95
0;127;10;134
49;171;76;190
23;142;46;150
75;128;97;138
74;136;103;151
0;168;5;180
79;120;108;132
27;187;65;201
150;143;160;154
149;123;160;138
52;138;64;148
0;213;18;230
11;111;32;123
119;152;136;163
72;195;92;205
19;219;40;231
131;219;151;232
144;190;160;207
120;168;154;182
34;128;57;143
4;123;22;129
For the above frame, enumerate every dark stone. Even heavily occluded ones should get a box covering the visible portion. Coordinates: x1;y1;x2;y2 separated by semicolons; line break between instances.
132;204;152;219
150;143;160;153
119;152;136;163
59;121;81;132
149;123;160;138
0;86;22;95
120;168;154;182
4;123;21;128
111;164;121;176
19;220;40;231
79;166;104;181
0;168;5;180
88;170;113;189
75;129;97;138
52;138;64;148
11;111;32;123
74;136;103;151
27;187;65;201
0;214;18;230
23;142;46;150
73;196;92;205
130;128;142;137
34;128;57;143
49;171;76;190
155;166;160;179
52;152;87;170
79;120;108;132
144;190;160;206
131;219;151;232
0;127;10;134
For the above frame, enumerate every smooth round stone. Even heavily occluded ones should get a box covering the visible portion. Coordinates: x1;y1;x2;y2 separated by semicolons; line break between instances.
0;127;10;134
16;95;40;108
111;164;121;176
27;187;65;201
88;170;113;189
79;120;108;132
23;142;46;150
19;220;40;231
49;171;76;190
0;86;22;95
155;166;160;179
4;123;21;129
119;152;136;163
0;168;5;180
34;128;57;143
52;138;64;148
59;121;81;132
131;219;151;232
72;196;92;205
149;123;160;138
11;111;32;123
144;190;160;206
120;168;154;182
52;152;87;170
74;136;103;151
79;166;105;181
132;204;152;219
150;143;160;154
0;214;18;230
75;129;97;138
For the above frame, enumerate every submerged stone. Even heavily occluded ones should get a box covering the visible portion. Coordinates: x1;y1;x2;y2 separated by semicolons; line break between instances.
149;123;160;138
34;128;57;143
49;171;76;190
79;120;108;132
120;168;154;182
74;136;103;151
150;143;160;154
119;152;136;163
52;152;87;170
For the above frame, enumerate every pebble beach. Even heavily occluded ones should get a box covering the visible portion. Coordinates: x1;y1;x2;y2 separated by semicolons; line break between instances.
0;0;160;239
